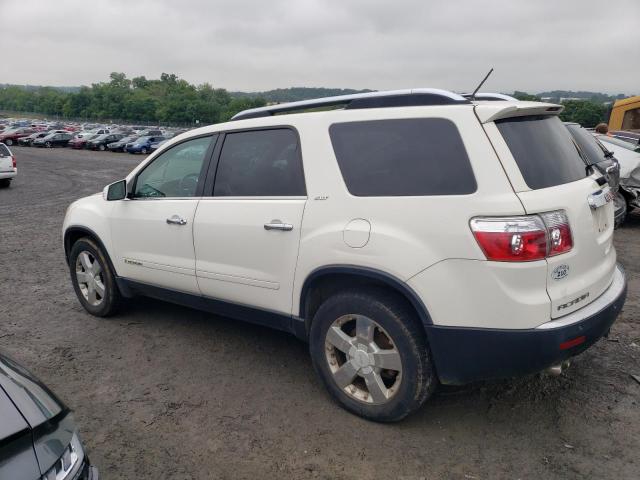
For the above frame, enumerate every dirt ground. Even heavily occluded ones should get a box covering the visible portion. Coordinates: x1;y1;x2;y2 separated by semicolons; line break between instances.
0;146;638;480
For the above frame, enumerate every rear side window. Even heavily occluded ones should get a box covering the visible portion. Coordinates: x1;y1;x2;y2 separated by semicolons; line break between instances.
214;128;305;196
496;116;586;190
329;118;476;196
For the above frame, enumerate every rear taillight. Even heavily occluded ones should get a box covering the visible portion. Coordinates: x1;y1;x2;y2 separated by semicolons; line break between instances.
470;210;572;262
540;210;573;256
10;156;16;168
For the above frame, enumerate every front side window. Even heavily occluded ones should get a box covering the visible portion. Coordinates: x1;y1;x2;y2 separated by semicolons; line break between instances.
134;136;214;198
213;129;305;196
329;118;476;196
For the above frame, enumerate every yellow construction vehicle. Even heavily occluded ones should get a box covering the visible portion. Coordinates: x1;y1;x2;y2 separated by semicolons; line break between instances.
609;96;640;131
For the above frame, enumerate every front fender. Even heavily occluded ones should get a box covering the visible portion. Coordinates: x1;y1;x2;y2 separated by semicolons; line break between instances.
62;194;115;267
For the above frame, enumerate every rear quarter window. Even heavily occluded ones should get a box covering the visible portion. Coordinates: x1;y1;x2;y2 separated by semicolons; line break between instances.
496;116;587;190
329;118;476;196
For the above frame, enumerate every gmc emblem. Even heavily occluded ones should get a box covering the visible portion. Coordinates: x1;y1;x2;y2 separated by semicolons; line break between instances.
557;292;590;310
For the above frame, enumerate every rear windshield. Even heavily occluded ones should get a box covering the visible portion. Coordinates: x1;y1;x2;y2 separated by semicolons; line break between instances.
0;144;10;156
496;115;586;190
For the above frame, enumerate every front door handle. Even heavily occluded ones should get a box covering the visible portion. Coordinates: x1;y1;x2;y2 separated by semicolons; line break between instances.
166;215;188;226
264;219;293;231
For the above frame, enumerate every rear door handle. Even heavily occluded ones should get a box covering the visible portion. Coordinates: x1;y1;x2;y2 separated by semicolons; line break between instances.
166;215;187;225
264;219;293;231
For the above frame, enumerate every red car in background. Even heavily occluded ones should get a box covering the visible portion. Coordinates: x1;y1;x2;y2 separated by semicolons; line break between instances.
68;133;98;149
0;127;36;146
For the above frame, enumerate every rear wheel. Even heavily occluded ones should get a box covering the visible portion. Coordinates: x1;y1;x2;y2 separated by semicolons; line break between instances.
309;288;436;422
45;141;52;148
5;139;13;146
69;238;122;317
0;179;11;188
141;147;148;155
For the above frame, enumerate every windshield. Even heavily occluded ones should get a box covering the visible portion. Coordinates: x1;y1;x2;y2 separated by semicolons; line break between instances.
496;115;587;190
136;136;151;143
0;353;65;426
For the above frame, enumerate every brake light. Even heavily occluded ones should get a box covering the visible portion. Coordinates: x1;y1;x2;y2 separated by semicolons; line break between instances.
540;210;573;256
11;156;16;169
470;210;573;262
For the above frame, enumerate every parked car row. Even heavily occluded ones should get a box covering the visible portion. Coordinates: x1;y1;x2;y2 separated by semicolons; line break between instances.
0;117;187;154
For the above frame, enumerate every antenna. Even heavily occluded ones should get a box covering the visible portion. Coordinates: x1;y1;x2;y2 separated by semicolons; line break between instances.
471;68;494;100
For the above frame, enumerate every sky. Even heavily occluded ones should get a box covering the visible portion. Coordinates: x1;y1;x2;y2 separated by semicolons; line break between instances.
1;0;638;94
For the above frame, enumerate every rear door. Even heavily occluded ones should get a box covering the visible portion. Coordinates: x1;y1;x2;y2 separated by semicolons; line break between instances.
485;114;616;319
193;127;306;315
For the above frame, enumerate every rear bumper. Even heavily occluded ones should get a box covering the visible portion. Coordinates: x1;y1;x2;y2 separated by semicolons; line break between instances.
427;264;627;385
0;170;16;179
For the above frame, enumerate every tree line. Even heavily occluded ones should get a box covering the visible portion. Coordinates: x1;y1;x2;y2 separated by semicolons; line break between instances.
0;74;626;128
0;73;267;126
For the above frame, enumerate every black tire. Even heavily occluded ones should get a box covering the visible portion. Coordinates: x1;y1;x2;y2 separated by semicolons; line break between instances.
141;147;148;155
613;191;628;229
69;237;122;317
0;179;11;188
45;141;52;148
99;144;106;151
309;288;436;422
5;139;13;146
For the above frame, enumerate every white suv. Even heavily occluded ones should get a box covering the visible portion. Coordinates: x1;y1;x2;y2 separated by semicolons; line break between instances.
0;143;16;187
62;89;627;421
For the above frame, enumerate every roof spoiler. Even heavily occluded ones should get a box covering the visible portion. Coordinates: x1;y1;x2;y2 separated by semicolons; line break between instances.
474;101;564;123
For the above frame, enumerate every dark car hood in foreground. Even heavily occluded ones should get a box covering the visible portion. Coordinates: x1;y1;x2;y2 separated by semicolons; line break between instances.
0;352;76;479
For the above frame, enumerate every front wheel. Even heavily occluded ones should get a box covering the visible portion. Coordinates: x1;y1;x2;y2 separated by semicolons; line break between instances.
99;144;106;151
5;139;13;146
45;141;52;148
309;288;436;422
141;147;148;155
69;238;122;317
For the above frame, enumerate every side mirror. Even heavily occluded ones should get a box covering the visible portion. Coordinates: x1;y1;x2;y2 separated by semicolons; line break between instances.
103;179;127;201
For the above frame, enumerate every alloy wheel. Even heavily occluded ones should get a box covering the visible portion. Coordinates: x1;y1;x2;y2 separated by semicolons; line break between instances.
75;251;106;307
325;314;402;404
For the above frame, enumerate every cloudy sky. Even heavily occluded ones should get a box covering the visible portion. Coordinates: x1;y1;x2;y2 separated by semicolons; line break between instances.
1;0;638;94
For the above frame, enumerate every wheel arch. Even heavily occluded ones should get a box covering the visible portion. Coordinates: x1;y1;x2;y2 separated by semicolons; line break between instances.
299;265;433;337
64;226;116;273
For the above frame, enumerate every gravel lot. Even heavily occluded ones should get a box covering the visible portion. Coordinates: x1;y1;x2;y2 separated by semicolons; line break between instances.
0;146;638;479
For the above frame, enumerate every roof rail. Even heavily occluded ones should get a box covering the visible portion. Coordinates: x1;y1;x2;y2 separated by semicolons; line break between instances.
231;88;470;120
462;92;518;101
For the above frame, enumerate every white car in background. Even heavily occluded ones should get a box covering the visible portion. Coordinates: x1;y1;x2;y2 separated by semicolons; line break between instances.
0;143;16;188
596;135;640;216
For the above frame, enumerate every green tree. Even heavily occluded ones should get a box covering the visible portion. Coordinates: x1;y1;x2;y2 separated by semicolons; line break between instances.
559;100;607;127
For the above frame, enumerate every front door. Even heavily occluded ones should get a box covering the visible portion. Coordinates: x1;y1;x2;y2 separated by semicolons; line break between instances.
194;128;307;315
110;135;216;294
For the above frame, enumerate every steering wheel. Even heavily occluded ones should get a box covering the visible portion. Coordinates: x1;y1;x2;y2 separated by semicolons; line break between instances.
179;173;199;195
